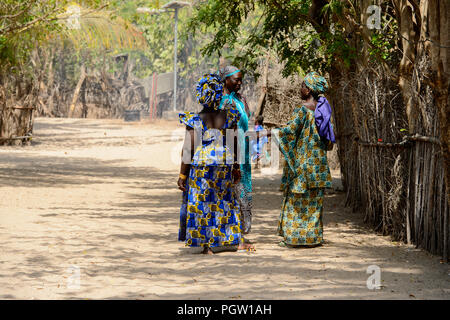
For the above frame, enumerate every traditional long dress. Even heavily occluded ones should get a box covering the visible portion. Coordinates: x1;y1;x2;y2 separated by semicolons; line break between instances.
178;109;242;248
275;104;333;246
219;92;253;234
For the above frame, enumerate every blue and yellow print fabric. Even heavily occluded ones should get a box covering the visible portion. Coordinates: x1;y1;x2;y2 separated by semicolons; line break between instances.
195;73;224;109
277;105;332;194
178;108;242;247
179;110;240;167
180;165;242;248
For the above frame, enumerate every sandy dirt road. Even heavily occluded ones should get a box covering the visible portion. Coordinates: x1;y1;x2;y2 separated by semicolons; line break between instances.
0;117;449;299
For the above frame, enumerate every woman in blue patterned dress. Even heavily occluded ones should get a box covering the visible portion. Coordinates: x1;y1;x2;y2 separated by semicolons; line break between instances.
177;73;244;254
275;72;335;247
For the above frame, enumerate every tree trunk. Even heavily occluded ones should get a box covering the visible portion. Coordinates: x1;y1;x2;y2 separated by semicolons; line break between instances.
396;0;419;133
68;65;86;118
428;0;450;220
255;53;270;117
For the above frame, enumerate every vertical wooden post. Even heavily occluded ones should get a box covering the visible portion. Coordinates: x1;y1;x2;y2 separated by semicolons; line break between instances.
153;73;158;118
149;72;156;120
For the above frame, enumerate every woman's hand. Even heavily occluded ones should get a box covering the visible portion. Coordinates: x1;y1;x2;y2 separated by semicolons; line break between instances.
263;131;272;138
232;168;241;183
177;177;187;192
326;140;334;151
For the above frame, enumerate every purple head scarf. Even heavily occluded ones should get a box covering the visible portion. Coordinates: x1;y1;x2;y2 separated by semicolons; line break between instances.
314;96;336;144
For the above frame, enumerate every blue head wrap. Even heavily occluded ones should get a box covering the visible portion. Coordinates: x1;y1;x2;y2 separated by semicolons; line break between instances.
195;73;223;109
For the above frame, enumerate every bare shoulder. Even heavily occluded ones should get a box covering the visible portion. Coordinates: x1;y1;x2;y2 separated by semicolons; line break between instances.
302;103;316;111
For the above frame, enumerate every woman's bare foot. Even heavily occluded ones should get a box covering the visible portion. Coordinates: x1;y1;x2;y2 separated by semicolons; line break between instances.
202;247;214;255
238;242;256;251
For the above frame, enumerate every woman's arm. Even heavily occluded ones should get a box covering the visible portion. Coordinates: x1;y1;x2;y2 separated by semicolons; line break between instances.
232;126;241;183
244;97;251;118
177;127;194;191
239;94;251;118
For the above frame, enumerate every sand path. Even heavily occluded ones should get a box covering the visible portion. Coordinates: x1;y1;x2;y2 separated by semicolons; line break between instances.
0;117;449;299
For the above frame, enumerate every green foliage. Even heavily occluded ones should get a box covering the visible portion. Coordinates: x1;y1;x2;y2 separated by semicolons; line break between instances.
188;0;398;77
366;3;398;63
1;0;222;93
57;6;148;52
95;0;220;85
122;0;223;92
0;0;106;69
0;0;400;90
321;0;344;16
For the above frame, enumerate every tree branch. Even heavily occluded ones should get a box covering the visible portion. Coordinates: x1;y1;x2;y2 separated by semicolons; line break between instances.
0;1;36;20
0;4;62;35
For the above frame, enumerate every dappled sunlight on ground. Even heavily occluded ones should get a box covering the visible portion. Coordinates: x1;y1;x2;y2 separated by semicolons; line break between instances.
0;118;449;299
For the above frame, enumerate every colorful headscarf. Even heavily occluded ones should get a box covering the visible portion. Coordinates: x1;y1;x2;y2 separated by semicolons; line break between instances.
195;73;223;109
304;71;329;94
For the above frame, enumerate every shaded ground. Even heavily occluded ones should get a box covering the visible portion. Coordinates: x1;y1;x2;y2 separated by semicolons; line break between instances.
0;117;449;300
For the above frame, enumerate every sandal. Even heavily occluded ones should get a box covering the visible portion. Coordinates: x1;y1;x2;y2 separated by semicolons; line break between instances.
238;243;256;252
278;241;287;247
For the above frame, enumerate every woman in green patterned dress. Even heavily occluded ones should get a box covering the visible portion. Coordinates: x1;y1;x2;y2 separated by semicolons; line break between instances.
275;72;335;247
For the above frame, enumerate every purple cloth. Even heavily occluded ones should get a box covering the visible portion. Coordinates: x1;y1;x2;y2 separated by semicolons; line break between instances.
314;96;336;143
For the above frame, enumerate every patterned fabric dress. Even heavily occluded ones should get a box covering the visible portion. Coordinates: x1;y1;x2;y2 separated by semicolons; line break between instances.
219;92;253;234
275;105;333;246
178;109;243;248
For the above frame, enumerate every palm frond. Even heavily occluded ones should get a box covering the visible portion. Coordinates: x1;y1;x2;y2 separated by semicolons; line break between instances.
56;5;148;51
